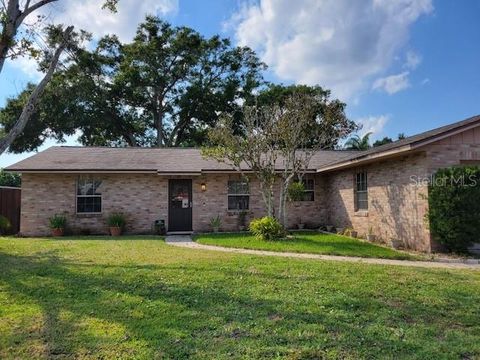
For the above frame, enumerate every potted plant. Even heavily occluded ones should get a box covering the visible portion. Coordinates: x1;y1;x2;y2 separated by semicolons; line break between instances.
344;228;358;238
49;214;66;236
366;226;376;242
107;213;126;236
210;215;221;233
238;210;248;231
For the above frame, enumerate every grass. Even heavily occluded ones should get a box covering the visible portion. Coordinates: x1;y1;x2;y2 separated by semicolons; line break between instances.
0;236;479;359
196;231;418;260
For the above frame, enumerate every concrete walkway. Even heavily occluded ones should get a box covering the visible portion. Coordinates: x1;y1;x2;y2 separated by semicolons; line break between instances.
165;235;480;270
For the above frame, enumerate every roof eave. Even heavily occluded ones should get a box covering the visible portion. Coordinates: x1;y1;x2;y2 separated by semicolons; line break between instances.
316;145;413;173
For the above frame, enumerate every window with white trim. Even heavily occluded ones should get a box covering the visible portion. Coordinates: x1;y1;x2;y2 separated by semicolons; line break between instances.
227;180;249;210
77;177;103;213
355;171;368;211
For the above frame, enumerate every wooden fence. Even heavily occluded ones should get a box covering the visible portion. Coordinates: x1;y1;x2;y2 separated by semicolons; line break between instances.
0;187;21;234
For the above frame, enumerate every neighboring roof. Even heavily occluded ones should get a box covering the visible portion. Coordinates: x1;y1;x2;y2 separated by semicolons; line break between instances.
317;114;480;172
5;146;359;173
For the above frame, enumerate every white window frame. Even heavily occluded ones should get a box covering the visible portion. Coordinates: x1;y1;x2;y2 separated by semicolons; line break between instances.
354;171;368;211
227;180;250;211
76;177;103;214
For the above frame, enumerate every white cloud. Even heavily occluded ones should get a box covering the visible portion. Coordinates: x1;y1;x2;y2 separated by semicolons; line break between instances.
47;0;179;42
372;71;410;94
356;115;389;137
229;0;433;100
404;50;422;70
7;0;179;80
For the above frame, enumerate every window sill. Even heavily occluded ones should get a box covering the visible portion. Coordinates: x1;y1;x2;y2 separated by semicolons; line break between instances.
354;210;369;217
227;210;250;215
75;213;103;218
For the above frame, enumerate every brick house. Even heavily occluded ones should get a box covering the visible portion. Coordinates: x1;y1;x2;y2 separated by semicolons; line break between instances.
6;115;480;252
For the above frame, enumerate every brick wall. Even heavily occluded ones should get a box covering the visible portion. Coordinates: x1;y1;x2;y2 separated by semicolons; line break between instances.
422;127;480;171
21;173;168;236
193;174;327;232
324;152;432;251
20;172;327;236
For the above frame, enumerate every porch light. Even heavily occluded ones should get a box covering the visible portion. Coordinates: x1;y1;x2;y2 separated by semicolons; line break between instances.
201;183;206;192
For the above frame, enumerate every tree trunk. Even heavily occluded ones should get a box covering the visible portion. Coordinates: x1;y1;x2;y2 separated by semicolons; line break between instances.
0;25;73;155
278;174;295;228
0;0;58;74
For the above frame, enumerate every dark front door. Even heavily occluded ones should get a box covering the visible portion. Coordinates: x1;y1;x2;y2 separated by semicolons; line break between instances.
168;179;193;232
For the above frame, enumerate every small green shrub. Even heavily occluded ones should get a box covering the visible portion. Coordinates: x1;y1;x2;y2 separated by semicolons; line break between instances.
49;214;66;229
428;166;480;253
0;215;11;234
287;181;305;201
249;216;285;241
210;215;222;231
107;213;126;228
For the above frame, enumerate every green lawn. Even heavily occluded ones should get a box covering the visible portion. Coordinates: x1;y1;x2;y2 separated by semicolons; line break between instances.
1;237;479;359
196;231;417;260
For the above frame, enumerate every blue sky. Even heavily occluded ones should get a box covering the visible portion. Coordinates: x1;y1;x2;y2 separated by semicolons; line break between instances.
1;0;479;167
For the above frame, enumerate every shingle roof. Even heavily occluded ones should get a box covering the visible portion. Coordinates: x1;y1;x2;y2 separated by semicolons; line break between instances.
7;115;479;173
5;146;359;173
317;114;480;171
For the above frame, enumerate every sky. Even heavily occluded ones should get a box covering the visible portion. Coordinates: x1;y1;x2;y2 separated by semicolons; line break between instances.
1;0;479;167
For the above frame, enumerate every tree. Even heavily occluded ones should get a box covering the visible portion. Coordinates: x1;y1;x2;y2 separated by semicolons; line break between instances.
0;169;20;187
373;133;407;147
203;92;355;227
0;0;118;155
118;16;264;147
344;132;372;150
373;136;393;147
0;16;265;151
251;84;352;149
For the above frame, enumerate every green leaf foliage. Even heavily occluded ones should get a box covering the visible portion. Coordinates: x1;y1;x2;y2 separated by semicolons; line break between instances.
107;213;126;228
287;181;305;201
48;214;67;229
428;166;480;253
249;216;285;241
0;16;266;151
0;169;20;187
0;215;11;234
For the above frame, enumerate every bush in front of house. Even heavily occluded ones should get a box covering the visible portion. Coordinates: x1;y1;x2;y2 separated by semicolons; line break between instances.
249;216;285;241
428;166;480;253
0;215;11;235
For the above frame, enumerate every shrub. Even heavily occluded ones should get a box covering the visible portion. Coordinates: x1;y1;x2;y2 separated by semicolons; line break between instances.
107;213;126;228
249;216;285;241
287;181;305;201
0;215;11;234
49;214;66;229
210;215;221;231
428;166;480;253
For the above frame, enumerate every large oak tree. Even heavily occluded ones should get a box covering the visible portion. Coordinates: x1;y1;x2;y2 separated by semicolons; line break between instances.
0;16;265;150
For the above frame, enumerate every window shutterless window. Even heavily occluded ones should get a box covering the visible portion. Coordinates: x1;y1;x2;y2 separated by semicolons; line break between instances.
355;171;368;211
77;177;102;213
227;180;249;210
302;179;315;201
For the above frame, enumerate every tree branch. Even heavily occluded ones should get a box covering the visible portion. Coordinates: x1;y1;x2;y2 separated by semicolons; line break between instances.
0;25;73;155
